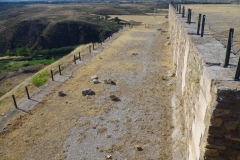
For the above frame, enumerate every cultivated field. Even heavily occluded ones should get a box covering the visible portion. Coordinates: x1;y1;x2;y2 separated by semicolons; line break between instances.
185;4;240;55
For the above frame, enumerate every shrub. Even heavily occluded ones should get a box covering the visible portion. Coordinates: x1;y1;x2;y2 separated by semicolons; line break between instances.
30;70;49;87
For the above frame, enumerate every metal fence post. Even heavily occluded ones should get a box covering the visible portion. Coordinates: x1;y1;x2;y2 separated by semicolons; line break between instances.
234;57;240;81
182;6;185;18
197;14;202;35
201;15;205;37
12;95;18;109
179;4;181;14
189;9;192;24
187;9;190;23
58;65;61;75
79;52;81;61
224;28;234;67
51;70;54;81
25;86;30;99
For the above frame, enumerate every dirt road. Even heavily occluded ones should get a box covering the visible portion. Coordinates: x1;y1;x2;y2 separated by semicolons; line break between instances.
0;16;175;160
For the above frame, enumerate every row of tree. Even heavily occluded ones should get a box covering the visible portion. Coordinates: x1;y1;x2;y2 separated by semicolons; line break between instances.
5;46;76;57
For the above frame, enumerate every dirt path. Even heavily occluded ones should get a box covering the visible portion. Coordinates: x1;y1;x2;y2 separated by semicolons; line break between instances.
0;18;175;160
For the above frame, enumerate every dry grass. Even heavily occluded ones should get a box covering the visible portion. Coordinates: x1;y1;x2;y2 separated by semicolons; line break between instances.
185;4;240;53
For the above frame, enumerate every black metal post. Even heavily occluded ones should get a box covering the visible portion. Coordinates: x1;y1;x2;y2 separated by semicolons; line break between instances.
79;52;81;61
189;9;192;24
74;55;76;64
51;69;54;81
201;15;205;37
224;28;234;67
177;4;178;11
89;45;91;53
182;6;185;18
12;95;18;109
197;14;202;35
187;9;190;23
179;5;181;14
25;86;30;99
234;57;240;81
58;65;61;75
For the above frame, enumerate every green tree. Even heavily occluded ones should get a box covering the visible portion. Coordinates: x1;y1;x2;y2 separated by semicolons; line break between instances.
113;17;120;24
15;46;30;56
5;49;12;56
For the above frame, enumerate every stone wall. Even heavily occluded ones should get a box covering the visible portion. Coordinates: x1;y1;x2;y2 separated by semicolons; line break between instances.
169;4;240;160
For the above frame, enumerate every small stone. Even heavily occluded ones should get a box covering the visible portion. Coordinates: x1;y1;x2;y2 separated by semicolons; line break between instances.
93;79;99;84
135;145;143;151
105;155;112;159
168;72;175;77
165;41;170;45
1;113;5;116
166;36;170;39
82;89;92;96
132;53;138;55
109;95;118;101
58;90;64;96
91;75;98;80
107;135;111;138
104;79;112;84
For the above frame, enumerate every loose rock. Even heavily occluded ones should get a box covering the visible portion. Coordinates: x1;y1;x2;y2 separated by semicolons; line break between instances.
82;88;92;96
104;79;112;84
109;95;118;101
132;53;138;55
91;75;98;80
93;79;99;84
165;41;171;45
105;155;112;159
135;145;143;151
58;90;65;96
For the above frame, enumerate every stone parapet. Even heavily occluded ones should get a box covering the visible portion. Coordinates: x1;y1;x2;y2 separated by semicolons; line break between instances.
169;4;240;160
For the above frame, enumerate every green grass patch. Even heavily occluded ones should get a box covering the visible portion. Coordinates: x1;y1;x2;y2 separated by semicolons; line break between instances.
23;58;56;67
30;70;49;87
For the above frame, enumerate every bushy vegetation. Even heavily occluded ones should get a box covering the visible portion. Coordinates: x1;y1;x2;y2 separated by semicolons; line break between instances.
30;70;49;87
0;46;76;73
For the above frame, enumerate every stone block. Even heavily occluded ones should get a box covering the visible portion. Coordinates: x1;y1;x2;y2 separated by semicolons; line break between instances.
205;149;219;156
237;154;240;160
213;109;231;117
210;118;223;127
225;121;239;130
206;144;226;150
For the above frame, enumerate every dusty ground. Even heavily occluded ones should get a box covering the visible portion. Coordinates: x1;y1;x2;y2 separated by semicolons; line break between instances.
185;4;240;55
0;15;175;160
